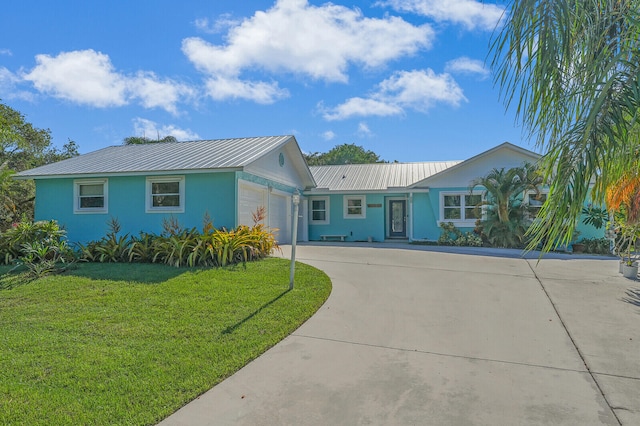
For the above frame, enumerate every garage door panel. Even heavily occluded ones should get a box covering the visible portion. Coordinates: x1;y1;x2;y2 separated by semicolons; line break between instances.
238;183;266;227
238;181;291;244
269;193;290;244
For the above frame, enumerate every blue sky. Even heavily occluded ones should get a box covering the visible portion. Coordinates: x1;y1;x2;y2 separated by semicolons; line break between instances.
0;0;531;162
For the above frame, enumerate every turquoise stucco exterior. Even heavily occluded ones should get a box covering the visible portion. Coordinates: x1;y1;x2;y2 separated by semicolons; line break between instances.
28;139;607;247
235;171;298;195
308;193;387;242
35;172;238;243
307;189;478;243
306;188;606;243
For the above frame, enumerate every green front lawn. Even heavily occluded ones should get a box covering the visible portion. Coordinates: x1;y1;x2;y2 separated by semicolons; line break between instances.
0;259;331;425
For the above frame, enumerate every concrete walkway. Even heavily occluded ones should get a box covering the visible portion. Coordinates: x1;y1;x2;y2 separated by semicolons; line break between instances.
159;244;640;425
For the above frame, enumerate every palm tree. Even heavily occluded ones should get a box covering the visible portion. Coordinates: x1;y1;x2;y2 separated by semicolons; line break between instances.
491;0;640;252
469;163;543;247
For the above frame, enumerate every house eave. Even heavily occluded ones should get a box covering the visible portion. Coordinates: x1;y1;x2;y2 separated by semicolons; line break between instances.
14;167;244;180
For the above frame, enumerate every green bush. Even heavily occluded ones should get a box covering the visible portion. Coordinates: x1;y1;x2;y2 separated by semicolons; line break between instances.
0;220;75;277
578;237;611;255
77;215;280;268
438;222;483;247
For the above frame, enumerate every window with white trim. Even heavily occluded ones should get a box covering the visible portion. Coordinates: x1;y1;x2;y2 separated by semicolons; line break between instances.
74;179;108;214
440;192;482;223
343;195;366;219
524;190;548;219
310;196;330;224
146;176;185;213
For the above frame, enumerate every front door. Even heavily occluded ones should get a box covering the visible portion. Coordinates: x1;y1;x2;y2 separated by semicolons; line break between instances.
388;200;407;238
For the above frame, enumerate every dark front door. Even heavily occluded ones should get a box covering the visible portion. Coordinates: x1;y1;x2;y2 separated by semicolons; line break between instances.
389;200;407;238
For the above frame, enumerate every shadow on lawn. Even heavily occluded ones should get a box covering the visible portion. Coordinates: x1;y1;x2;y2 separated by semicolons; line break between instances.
65;262;187;284
622;288;640;309
222;289;291;334
0;271;34;290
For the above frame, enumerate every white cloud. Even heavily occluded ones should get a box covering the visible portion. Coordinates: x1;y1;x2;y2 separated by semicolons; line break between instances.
194;15;241;34
132;118;200;141
322;69;466;120
445;56;489;79
23;50;128;107
183;0;434;103
204;75;288;104
22;49;193;113
128;71;195;114
321;130;336;141
0;66;35;101
379;69;466;109
321;97;404;121
357;122;373;137
380;0;505;31
0;49;12;56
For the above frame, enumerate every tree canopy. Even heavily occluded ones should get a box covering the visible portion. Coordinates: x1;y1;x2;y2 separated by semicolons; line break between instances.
0;101;78;229
491;0;640;252
123;135;178;145
304;143;385;166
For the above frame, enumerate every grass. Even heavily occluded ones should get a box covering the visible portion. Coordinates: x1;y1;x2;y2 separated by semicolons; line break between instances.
0;259;331;425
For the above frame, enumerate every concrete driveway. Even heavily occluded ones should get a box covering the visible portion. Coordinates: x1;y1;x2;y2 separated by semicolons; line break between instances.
160;244;640;425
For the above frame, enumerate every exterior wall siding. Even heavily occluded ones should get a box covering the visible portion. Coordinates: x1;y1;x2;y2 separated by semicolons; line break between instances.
243;144;305;189
308;193;387;242
411;192;440;241
34;172;237;243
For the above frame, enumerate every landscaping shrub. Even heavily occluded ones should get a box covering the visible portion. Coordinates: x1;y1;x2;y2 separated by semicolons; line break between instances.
579;237;611;255
0;220;75;277
438;222;483;247
77;214;280;268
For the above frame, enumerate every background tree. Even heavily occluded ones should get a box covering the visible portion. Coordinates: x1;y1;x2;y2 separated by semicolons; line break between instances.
123;135;178;145
0;101;79;229
491;0;640;252
304;143;385;166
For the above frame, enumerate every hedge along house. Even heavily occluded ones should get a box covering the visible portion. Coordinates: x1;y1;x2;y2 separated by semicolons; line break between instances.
306;142;604;243
15;136;315;244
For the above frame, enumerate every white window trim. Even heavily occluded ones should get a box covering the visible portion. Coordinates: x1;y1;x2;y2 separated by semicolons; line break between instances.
146;176;185;213
524;190;549;220
74;179;108;214
438;191;483;225
343;195;366;219
309;196;330;225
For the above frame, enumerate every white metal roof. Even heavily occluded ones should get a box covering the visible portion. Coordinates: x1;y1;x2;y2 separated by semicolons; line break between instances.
17;136;300;178
309;161;461;192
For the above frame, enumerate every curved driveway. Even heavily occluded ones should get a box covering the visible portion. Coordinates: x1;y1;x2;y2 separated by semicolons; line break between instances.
160;244;640;425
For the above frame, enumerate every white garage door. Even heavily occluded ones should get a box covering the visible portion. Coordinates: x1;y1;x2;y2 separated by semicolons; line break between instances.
238;182;267;227
237;181;291;244
269;193;290;244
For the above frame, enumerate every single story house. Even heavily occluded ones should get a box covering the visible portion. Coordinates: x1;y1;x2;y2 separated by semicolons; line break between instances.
16;136;603;244
16;136;314;244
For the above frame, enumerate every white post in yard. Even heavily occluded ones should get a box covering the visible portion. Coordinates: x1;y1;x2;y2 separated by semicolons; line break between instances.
289;190;300;290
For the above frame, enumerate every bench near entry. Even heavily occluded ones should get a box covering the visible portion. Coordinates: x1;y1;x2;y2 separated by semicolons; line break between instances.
320;235;347;241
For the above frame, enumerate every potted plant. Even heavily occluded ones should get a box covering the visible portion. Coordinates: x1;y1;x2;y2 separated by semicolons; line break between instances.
612;212;640;279
571;241;586;253
606;172;640;278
